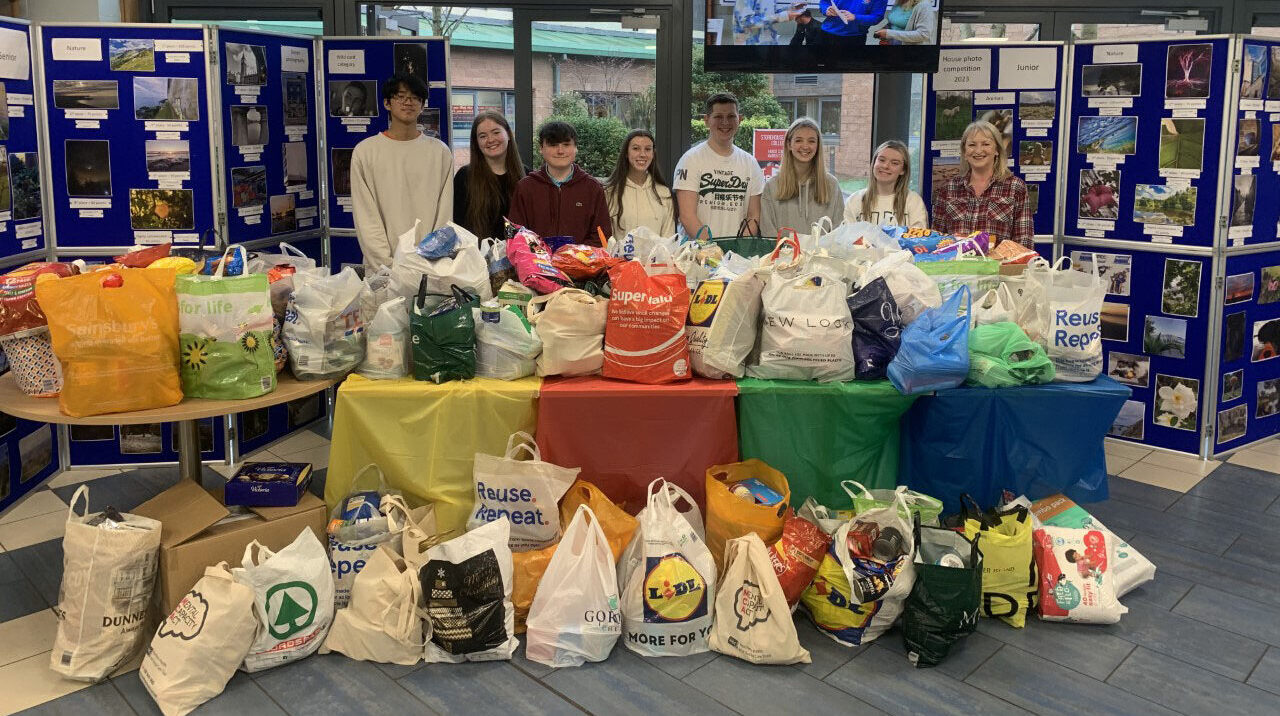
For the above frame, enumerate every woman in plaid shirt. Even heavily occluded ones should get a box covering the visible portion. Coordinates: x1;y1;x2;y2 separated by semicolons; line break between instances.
931;120;1036;249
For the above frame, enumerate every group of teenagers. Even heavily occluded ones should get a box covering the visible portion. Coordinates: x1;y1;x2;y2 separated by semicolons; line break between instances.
348;74;1037;273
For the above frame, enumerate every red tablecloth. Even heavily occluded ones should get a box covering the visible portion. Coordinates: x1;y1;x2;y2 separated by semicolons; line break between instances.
536;376;739;514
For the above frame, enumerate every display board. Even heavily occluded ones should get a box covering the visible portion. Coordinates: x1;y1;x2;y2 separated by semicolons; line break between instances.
921;42;1065;245
0;411;59;511
37;23;217;252
1063;37;1232;247
1214;249;1280;453
0;19;46;264
1227;37;1279;247
320;36;450;271
216;28;321;246
65;418;227;467
234;391;327;458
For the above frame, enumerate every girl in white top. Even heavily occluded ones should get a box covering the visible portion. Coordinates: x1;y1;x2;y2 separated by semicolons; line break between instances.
843;140;929;228
605;129;677;239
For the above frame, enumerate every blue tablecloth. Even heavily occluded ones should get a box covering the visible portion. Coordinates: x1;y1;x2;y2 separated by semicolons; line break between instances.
899;376;1131;513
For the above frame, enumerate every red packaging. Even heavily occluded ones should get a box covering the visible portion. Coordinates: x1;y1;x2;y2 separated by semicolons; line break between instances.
846;522;879;559
602;260;691;384
0;262;79;338
113;243;171;268
769;514;831;606
551;244;623;281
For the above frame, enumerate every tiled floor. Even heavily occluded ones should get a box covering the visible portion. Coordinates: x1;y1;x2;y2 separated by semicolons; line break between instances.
1;432;1277;716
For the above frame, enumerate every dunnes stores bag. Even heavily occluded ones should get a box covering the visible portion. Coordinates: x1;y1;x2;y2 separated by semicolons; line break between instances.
468;432;579;551
619;479;717;658
421;517;519;662
686;278;732;379
708;533;811;665
962;499;1037;628
234;531;336;672
1034;526;1127;624
1040;256;1105;382
603;257;692;384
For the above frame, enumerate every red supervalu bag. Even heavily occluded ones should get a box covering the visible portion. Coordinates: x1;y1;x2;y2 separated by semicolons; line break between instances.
602;257;691;384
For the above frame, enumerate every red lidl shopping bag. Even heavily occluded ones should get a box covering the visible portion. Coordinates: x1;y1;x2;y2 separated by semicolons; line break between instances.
602;259;691;384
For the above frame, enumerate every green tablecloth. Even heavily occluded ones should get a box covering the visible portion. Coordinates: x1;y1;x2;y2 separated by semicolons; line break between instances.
736;378;918;508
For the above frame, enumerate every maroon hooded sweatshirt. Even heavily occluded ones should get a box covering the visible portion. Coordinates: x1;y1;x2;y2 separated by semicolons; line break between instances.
508;164;613;246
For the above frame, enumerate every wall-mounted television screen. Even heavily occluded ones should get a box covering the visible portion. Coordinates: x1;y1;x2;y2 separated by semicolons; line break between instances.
704;0;942;73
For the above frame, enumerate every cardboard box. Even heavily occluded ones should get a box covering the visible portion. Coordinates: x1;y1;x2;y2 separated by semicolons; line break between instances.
133;480;327;615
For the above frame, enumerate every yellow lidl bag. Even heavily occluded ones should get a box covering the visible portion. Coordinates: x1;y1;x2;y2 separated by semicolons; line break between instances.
705;459;790;574
37;268;182;417
962;500;1037;628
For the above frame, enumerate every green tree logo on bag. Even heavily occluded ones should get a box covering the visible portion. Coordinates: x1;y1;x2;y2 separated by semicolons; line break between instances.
265;581;317;639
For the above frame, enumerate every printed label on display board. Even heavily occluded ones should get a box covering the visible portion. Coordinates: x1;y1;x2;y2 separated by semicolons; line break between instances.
938;148;960;158
74;119;100;129
66;109;107;120
146;121;188;133
285;127;307;139
1228;226;1252;239
997;47;1058;89
300;217;315;228
1160;168;1199;180
341;117;370;126
245;215;261;225
1241;100;1264;111
1274;161;1280;172
1267;101;1280;113
1093;44;1138;64
166;53;190;64
15;223;42;239
935;49;990;91
155;131;182;140
0;211;11;222
21;238;36;249
1098;107;1122;116
69;198;111;209
337;196;353;207
1022;173;1048;183
174;232;198;243
1165;178;1192;191
1084;230;1105;238
8;92;32;105
238;206;264;217
235;86;260;98
1078;219;1115;232
156;178;184;189
239;144;264;155
244;153;261;162
1088;97;1132;109
7;105;22;118
282;46;309;72
1171;108;1199;118
52;38;101;61
1237;157;1260;170
0;222;7;232
1232;238;1245;247
1025;127;1049;137
135;230;173;244
1272;114;1280;123
429;81;446;90
78;209;104;218
297;206;318;219
974;91;1015;105
0;27;30;80
1086;154;1121;167
328;49;365;74
930;140;961;152
1165;99;1207;111
299;190;314;201
155;39;203;53
1144;224;1183;238
345;125;366;133
1150;236;1173;244
1240;166;1253;176
1244;111;1257;120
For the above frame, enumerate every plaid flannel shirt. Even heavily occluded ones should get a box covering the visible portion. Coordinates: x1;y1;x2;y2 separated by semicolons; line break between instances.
931;173;1036;249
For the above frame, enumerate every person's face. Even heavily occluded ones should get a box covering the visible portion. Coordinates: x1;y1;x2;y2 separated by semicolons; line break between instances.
872;147;907;184
788;127;819;165
384;86;423;124
342;85;366;114
964;131;998;173
705;102;741;145
542;139;577;170
476;119;509;160
627;136;654;174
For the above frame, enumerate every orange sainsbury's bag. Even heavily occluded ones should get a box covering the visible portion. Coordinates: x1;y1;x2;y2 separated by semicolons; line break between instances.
602;257;692;384
37;268;182;417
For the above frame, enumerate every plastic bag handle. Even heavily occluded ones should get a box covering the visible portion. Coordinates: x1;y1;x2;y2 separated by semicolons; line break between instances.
504;431;541;461
561;504;603;559
449;283;478;306
276;242;307;259
350;463;387;493
737;217;761;239
811;215;833;238
690;225;712;243
767;233;802;265
241;539;275;567
960;493;997;530
68;485;90;520
415;274;430;310
645;243;676;267
839;480;873;502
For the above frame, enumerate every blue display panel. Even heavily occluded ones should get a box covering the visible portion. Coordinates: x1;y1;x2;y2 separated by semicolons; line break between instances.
1063;242;1212;455
0;411;59;510
39;24;215;251
922;42;1064;243
66;418;228;467
320;37;450;271
1216;250;1280;452
234;390;327;457
217;29;320;244
1064;37;1231;247
0;19;46;261
1228;38;1279;247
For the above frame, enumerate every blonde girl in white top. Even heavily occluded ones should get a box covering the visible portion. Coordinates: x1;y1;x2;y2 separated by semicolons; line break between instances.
843;139;929;228
605;129;677;239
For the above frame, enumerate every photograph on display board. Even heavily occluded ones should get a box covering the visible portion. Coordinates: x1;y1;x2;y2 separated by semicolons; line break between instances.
229;105;268;146
270;194;296;234
331;148;352;196
1260;266;1280;304
1225;311;1247;362
1081;63;1142;97
1153;374;1199;431
10;152;40;221
933;91;972;141
1027;184;1039;214
1222;368;1243;402
1101;302;1128;342
1241;44;1267;99
240;408;268;442
1269;47;1280;100
1238;118;1262;156
1159;119;1204;170
52;79;119;110
283;72;308;127
171;418;214;454
1253;318;1280;362
975;108;1013;150
1107;352;1149;388
225;43;267;85
1144;315;1187;358
394;43;429;84
1109;400;1145;440
1071;252;1132;296
1272;126;1280;161
417;107;441;138
129;188;194;230
1019;140;1052;167
1230;174;1257;228
1161;258;1202;318
1217;405;1248;443
1078;169;1120;220
1259;378;1279;418
18;428;50;482
70;424;114;441
1165;43;1213;99
64;139;111;197
0;148;11;213
0;83;8;141
133;77;200;121
1225;272;1254;304
108;38;154;72
0;411;14;438
1018;91;1055;121
120;423;161;454
231;165;266;208
329;80;378;118
283;142;308;188
287;394;320;429
1133;184;1196;226
1077;116;1137;156
145;139;190;174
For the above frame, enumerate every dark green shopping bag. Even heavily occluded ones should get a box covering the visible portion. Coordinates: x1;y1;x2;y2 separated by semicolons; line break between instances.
902;517;982;668
410;279;478;384
707;219;776;258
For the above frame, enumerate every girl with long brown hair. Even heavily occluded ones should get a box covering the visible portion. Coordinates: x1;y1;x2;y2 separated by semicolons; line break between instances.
603;129;677;238
453;111;526;238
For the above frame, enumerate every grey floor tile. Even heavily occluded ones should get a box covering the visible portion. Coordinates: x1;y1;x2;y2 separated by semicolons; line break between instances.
686;652;884;715
250;652;434;715
1104;595;1267;681
1186;463;1280;513
511;637;556;680
789;612;869;679
1107;646;1280;715
1172;584;1280;647
966;645;1177;715
16;682;133;715
646;648;718;680
50;466;190;514
825;643;1025;716
399;660;578;715
373;660;422;679
0;554;51;622
1248;647;1280;697
1166;494;1280;544
7;539;64;607
114;669;285;716
1117;568;1193;610
1104;476;1182;511
1087;499;1240;555
541;646;736;716
1222;536;1280;578
975;617;1135;681
1126;533;1280;609
875;625;1003;681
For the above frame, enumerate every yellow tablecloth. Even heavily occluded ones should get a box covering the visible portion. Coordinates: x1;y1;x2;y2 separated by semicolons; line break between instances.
326;375;541;535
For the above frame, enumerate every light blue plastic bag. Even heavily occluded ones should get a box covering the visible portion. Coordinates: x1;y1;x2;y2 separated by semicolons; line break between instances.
887;285;971;396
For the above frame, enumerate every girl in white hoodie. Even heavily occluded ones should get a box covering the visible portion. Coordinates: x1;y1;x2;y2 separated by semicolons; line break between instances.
605;129;677;239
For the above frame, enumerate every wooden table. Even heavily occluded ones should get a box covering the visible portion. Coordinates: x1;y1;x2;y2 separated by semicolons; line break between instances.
0;373;335;486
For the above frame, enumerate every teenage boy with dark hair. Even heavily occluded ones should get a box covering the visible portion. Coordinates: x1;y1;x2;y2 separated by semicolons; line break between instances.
350;73;453;271
673;92;764;239
509;121;612;244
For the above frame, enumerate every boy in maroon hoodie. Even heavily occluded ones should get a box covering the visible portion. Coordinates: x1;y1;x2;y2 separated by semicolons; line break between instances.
509;121;613;245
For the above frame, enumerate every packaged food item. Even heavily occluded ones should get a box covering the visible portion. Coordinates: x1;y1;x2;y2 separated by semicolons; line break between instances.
505;223;571;295
769;514;831;607
113;244;172;268
551;243;624;281
732;478;785;506
1029;494;1154;597
0;262;79;337
149;256;199;275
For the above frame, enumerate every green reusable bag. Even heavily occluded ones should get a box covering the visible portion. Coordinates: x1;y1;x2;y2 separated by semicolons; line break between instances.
966;321;1055;388
841;480;944;527
410;280;478;384
902;519;982;667
708;219;775;258
917;258;1001;306
176;248;276;400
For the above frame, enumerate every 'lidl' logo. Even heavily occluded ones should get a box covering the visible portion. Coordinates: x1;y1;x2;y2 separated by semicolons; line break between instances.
688;280;725;326
643;554;707;623
265;581;318;639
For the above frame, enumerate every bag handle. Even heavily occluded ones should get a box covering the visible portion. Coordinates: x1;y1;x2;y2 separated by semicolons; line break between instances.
415;274;430;311
241;539;275;568
504;431;541;461
561;504;602;559
690;225;712;243
767;232;803;267
350;463;387;493
737;217;761;239
379;554;428;648
960;493;996;530
839;480;873;502
645;243;676;267
68;485;90;520
811;216;834;239
276;242;307;259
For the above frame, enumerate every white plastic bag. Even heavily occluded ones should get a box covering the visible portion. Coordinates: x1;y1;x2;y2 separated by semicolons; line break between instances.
1008;257;1050;344
320;544;424;666
860;250;942;325
525;505;622;667
284;267;368;379
250;242;325;318
389;220;492;304
51;485;162;682
141;563;256;716
971;285;1016;328
687;278;733;379
469;431;579;551
357;296;410;379
616;225;681;261
619;478;717;658
708;533;811;665
1034;526;1127;624
1040;257;1104;382
474;302;542;380
234;530;336;672
422;517;519;663
527;288;608;377
819;221;898;254
703;269;766;378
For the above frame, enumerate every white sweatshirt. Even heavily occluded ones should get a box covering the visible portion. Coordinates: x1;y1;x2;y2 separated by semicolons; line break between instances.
843;188;929;228
350;132;454;271
607;175;677;239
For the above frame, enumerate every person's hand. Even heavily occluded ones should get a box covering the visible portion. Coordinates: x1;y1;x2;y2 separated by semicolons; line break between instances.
874;29;888;38
825;5;839;16
839;9;855;22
